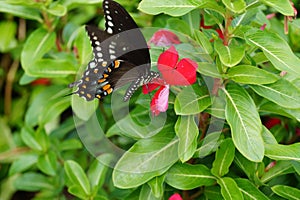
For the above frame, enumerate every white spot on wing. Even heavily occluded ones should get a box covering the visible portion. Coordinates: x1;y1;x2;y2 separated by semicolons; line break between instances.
95;41;100;46
109;49;115;54
107;27;113;34
107;15;112;20
110;55;116;59
108;21;114;27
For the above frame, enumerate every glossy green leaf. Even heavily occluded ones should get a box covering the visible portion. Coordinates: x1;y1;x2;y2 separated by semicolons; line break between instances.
39;94;70;125
21;28;56;75
292;161;300;176
246;31;300;76
27;58;77;77
250;79;300;109
0;21;17;52
0;2;42;22
261;126;278;145
194;30;213;55
195;132;223;158
224;84;264;162
71;95;98;121
165;163;215;190
217;177;243;200
260;161;294;183
139;184;160;200
222;0;246;13
59;139;82;151
113;133;178;188
175;116;198;162
21;127;43;152
175;85;211;115
234;152;263;184
272;185;300;200
9;154;38;175
197;62;222;78
64;160;91;196
204;186;223;199
88;154;112;191
259;101;300;122
147;175;165;198
227;65;279;84
215;39;245;67
47;2;67;16
260;0;294;16
14;172;53;192
265;143;300;161
138;0;198;17
211;138;235;177
235;178;270;200
37;151;57;176
75;26;92;65
68;185;88;199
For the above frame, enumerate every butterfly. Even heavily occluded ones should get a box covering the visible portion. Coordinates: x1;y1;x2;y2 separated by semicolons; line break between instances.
69;0;159;101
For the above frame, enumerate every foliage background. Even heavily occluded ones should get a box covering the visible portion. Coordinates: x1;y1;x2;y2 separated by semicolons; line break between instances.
0;0;300;199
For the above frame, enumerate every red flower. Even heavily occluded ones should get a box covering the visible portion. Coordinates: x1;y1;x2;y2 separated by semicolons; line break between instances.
143;46;198;115
169;193;183;200
149;30;181;46
158;46;198;85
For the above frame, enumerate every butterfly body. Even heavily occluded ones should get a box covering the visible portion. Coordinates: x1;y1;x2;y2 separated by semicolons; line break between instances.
70;0;159;101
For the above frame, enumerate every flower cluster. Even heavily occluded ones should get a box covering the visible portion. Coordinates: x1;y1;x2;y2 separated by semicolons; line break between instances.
145;30;198;115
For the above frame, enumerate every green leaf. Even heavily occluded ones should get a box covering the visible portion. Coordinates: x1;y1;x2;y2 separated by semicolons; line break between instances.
59;139;82;151
234;152;263;185
175;85;211;115
223;84;264;162
28;59;77;77
260;161;294;183
68;185;88;199
25;85;64;127
88;154;112;192
250;79;300;109
260;0;294;16
272;185;300;200
211;138;235;177
166;163;215;190
64;160;91;196
75;26;92;65
222;0;246;13
0;21;17;52
147;175;165;198
235;178;270;200
265;143;300;161
215;39;245;67
21;28;56;75
261;126;278;145
21;127;43;152
37;151;57;176
71;95;98;121
259;100;300;122
197;62;222;78
0;2;42;22
246;31;300;76
9;154;38;175
227;65;279;84
194;30;213;55
175;116;198;162
138;0;198;17
204;186;222;199
14;172;53;192
217;177;243;200
113;133;178;188
139;184;160;200
47;2;67;16
292;161;300;176
195;132;223;158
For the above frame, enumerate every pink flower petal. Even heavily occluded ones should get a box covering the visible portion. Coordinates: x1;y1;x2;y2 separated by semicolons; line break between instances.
150;85;169;116
169;193;183;200
149;30;181;46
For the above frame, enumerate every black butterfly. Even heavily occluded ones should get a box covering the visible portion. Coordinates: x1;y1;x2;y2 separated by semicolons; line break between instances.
69;0;159;101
